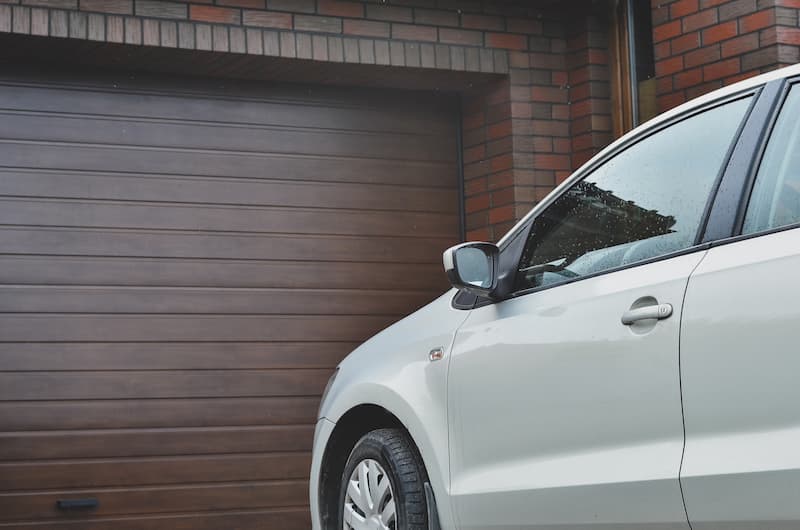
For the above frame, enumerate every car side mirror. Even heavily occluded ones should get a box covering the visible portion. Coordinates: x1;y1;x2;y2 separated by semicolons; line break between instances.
443;242;499;297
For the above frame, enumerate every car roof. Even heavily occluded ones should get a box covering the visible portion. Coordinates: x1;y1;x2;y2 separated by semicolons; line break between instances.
497;62;800;247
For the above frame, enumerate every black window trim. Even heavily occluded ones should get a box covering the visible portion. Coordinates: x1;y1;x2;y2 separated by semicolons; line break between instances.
500;84;766;302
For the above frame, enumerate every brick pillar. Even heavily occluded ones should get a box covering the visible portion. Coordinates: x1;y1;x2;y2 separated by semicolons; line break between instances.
652;0;800;113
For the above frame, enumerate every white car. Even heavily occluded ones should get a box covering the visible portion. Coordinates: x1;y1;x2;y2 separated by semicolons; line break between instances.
311;62;800;530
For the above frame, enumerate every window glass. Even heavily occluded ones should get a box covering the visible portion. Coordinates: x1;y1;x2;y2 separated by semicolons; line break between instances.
515;96;752;292
743;86;800;234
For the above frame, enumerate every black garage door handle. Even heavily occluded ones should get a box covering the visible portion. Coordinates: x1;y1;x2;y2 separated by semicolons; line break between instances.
56;498;98;510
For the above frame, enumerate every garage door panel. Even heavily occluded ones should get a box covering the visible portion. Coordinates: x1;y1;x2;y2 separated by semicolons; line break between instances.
0;286;434;315
0;507;311;530
0;171;457;211
0;453;312;491
1;82;454;136
0;480;308;522
0;257;446;290
0;112;457;162
0;315;395;342
0;425;315;460
0;342;354;371
0;228;451;263
0;198;459;237
0;369;332;400
0;397;320;431
0;143;456;187
0;72;459;526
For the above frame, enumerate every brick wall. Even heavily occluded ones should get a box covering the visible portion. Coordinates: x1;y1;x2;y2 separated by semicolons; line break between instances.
0;0;613;241
652;0;800;112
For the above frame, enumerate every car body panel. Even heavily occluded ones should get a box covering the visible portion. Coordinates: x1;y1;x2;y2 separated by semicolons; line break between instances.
681;228;800;529
312;290;470;530
447;251;704;530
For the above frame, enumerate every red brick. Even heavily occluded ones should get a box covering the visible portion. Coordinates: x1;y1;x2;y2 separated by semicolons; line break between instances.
464;144;486;164
654;40;671;60
343;19;388;38
486;32;527;50
674;66;703;88
740;10;775;33
242;10;291;29
461;13;504;31
671;31;700;54
318;0;362;18
391;23;436;42
489;205;515;224
217;0;264;8
654;20;681;43
466;227;491;241
703;57;740;80
702;21;737;45
682;9;718;32
465;194;490;213
190;5;240;24
462;111;485;131
491;187;515;207
414;7;458;27
488;120;512;140
438;27;482;46
535;153;570;170
721;33;758;57
685;43;720;67
701;0;730;7
506;18;542;34
671;0;699;18
531;86;568;103
464;177;487;197
775;0;800;6
490;153;513;172
656;55;685;76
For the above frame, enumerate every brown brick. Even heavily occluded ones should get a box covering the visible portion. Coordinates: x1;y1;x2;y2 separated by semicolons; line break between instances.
414;7;457;27
267;0;313;13
318;0;363;18
80;0;132;15
295;14;341;33
657;55;685;76
343;19;388;38
703;57;740;80
671;0;699;18
531;86;568;103
217;0;263;8
682;9;718;32
674;66;703;88
461;13;503;31
718;0;757;21
242;10;290;28
135;0;186;20
366;4;411;23
702;21;737;44
654;20;681;43
488;204;515;224
777;26;800;45
721;32;759;57
190;5;239;24
392;23;436;42
671;31;700;54
486;32;526;50
685;43;720;66
740;9;775;33
438;27;482;46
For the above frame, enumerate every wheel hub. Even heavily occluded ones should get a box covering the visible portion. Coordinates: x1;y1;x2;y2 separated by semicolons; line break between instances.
343;458;396;530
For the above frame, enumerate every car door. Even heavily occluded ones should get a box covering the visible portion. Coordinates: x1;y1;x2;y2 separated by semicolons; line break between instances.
680;79;800;530
446;93;755;530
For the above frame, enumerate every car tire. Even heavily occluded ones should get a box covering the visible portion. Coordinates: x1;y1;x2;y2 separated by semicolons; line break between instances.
338;428;429;530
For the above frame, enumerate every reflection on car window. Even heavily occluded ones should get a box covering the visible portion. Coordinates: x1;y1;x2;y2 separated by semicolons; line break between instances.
515;96;752;292
743;86;800;234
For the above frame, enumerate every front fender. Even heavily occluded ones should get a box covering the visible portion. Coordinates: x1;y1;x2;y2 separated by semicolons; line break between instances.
315;290;470;530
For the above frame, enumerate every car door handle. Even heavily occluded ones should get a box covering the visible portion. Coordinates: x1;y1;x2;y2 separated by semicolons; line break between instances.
621;303;673;325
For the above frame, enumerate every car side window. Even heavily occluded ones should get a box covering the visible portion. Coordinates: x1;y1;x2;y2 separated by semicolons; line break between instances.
515;96;753;293
743;85;800;235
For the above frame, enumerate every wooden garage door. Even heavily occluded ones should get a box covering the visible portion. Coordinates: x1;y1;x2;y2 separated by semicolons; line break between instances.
0;72;459;528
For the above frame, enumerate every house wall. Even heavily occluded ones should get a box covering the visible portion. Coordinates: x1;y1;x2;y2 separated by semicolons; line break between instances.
651;0;800;113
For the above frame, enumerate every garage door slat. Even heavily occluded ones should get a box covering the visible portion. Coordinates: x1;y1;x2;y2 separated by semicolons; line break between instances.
0;286;434;315
0;342;354;371
0;256;447;290
0;453;312;490
0;397;320;430
0;425;315;460
0;198;459;236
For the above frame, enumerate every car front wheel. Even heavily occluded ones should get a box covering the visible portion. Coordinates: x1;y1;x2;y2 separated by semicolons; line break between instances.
339;428;429;530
